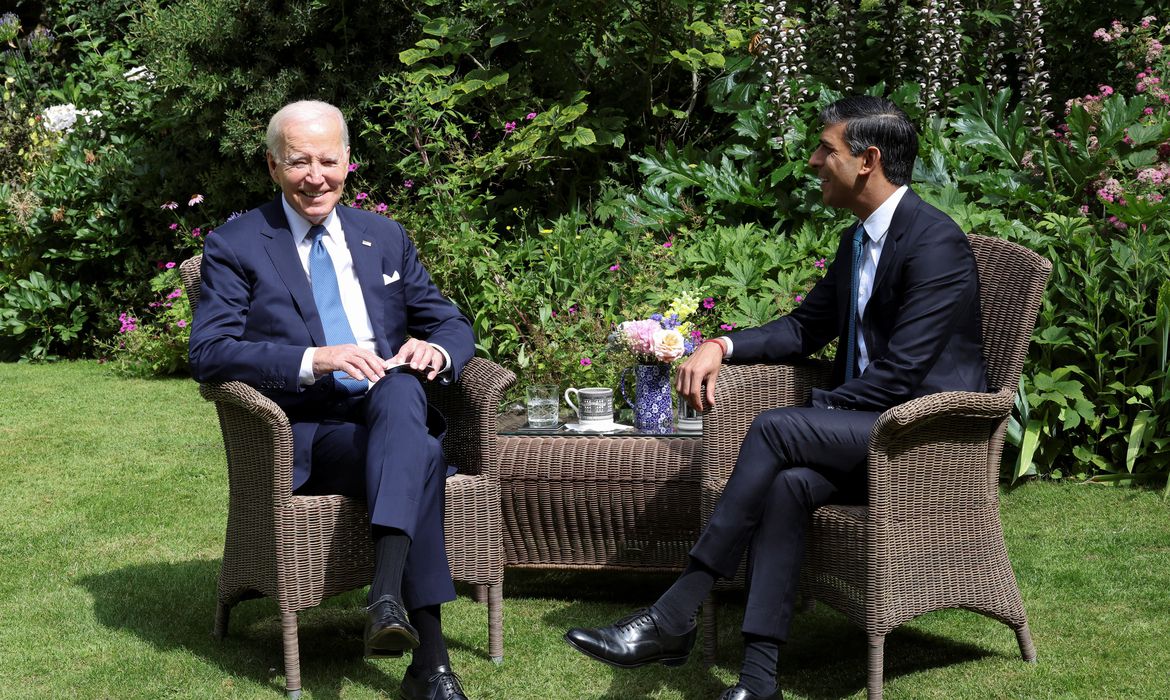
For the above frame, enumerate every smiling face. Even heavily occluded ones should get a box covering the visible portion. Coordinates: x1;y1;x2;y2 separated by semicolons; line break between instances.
807;121;867;213
266;114;349;224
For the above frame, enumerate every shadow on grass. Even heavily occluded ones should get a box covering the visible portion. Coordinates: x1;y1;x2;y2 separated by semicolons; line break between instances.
78;558;408;699
508;569;1001;699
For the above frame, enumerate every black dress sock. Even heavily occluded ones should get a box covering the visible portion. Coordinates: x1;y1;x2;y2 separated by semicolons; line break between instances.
368;525;409;604
649;558;717;635
738;633;780;696
407;604;451;673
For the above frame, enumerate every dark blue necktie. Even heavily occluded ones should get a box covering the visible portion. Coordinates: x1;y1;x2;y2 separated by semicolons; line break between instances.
308;224;366;394
845;225;865;381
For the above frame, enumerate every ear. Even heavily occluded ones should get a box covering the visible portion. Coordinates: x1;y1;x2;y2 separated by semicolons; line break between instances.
266;151;279;182
858;145;882;176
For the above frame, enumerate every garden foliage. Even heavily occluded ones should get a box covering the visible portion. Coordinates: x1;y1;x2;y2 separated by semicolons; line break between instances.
2;2;1169;488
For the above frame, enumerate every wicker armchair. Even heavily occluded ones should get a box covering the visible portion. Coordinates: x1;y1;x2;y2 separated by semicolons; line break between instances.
179;255;514;699
699;235;1051;699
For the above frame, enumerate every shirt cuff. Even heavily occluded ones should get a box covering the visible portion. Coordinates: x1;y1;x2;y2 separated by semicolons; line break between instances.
299;347;317;386
720;336;734;358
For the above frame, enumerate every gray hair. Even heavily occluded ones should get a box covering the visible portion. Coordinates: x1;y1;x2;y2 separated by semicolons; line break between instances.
265;100;350;158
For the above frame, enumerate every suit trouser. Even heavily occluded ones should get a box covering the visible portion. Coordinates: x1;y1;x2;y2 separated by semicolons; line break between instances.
295;372;456;610
690;406;879;641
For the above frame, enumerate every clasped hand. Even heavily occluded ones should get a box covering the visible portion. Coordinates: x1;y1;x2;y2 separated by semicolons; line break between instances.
313;338;445;383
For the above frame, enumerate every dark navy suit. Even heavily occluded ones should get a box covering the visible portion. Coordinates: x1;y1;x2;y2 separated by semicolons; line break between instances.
189;196;475;609
693;189;986;640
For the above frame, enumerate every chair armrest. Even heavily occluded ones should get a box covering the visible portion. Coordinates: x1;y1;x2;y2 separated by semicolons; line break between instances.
866;387;1015;521
425;357;517;479
702;361;833;482
198;380;295;508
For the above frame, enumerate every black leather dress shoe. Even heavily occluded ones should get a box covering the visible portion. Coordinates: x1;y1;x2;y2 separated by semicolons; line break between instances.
400;664;469;700
364;595;419;659
564;608;697;668
717;685;782;700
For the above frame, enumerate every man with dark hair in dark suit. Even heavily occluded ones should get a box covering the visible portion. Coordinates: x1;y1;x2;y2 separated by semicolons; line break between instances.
190;100;476;700
565;95;986;700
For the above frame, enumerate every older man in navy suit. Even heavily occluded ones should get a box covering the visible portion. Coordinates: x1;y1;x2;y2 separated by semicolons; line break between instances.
566;96;986;700
190;100;475;700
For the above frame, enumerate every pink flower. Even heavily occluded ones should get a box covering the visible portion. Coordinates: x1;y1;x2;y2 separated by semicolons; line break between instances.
348;163;360;172
118;312;137;333
1099;85;1114;96
526;112;537;120
814;257;826;269
702;297;715;309
356;192;369;201
188;194;204;206
609;263;620;271
662;240;672;248
719;323;736;331
795;294;804;303
165;261;176;269
621;320;661;355
167;288;183;299
504;121;517;134
580;357;592;366
403;180;414;189
375;203;388;213
160;201;178;210
177;319;188;328
568;305;578;315
168;223;179;231
191;227;201;237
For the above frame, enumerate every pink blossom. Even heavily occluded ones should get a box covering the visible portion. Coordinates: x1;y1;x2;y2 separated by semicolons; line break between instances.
568;305;578;315
375;203;388;213
348;163;360;172
702;297;715;309
1108;215;1128;230
167;288;183;299
1099;85;1114;96
191;227;201;237
177;319;188;328
795;294;804;303
662;240;672;248
526;112;537;120
621;320;662;355
160;201;178;210
580;357;592;366
1080;205;1091;215
609;263;620;271
188;194;204;206
719;323;736;331
118;312;137;333
356;192;369;201
165;261;176;269
168;223;179;231
1145;107;1156;115
404;180;414;189
504;121;517;134
814;257;826;269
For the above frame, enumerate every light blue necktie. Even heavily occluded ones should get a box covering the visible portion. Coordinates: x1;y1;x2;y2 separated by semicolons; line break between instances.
308;224;366;395
845;225;865;381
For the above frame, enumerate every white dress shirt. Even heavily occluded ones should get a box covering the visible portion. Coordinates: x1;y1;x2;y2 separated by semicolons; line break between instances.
855;185;909;373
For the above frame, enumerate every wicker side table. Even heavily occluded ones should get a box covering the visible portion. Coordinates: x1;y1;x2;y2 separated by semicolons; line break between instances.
497;423;702;572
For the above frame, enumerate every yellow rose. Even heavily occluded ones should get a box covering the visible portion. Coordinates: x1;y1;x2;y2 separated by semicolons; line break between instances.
653;328;686;362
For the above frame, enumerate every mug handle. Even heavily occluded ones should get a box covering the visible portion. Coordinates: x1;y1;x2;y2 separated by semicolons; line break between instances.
564;387;579;413
619;367;636;409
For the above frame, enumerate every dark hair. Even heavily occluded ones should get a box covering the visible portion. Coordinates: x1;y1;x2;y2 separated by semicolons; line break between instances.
819;96;917;186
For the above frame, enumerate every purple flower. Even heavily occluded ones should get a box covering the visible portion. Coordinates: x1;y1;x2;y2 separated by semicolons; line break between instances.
375;203;388;213
662;240;672;248
177;319;188;328
702;297;715;310
118;312;137;334
526;112;537;120
165;261;176;269
795;294;804;303
168;223;179;231
719;322;736;331
191;227;201;237
226;211;244;222
580;357;592;366
814;257;826;269
504;121;517;134
348;163;360;172
356;192;369;201
404;180;414;189
568;305;578;315
167;288;183;299
609;263;620;271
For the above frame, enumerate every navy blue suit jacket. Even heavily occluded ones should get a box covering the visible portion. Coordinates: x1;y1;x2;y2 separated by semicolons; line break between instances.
189;197;476;487
729;189;986;412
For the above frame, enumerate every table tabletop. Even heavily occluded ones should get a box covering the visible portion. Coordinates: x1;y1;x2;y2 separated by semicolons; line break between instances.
497;411;701;437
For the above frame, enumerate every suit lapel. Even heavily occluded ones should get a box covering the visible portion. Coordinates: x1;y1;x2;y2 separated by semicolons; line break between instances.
339;208;388;355
869;189;918;297
261;198;327;346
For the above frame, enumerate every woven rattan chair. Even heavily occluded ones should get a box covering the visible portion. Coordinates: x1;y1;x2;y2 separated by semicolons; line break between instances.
180;255;514;699
699;235;1051;699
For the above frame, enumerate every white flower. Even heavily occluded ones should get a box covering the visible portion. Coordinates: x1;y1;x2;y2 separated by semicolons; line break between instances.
652;329;686;362
43;103;78;133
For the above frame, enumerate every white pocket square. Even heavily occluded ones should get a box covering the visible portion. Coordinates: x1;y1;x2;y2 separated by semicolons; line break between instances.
383;271;401;285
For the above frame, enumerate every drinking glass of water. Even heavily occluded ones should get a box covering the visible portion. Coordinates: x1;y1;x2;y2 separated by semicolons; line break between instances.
525;384;559;428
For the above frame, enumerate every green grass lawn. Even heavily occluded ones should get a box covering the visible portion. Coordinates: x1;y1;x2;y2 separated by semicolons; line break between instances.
1;361;1167;699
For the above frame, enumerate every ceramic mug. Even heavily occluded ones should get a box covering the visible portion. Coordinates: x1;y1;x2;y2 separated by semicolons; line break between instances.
564;386;614;425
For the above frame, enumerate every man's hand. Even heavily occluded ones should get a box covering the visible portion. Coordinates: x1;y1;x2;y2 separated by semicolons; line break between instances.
675;341;724;411
387;338;446;381
313;344;388;383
